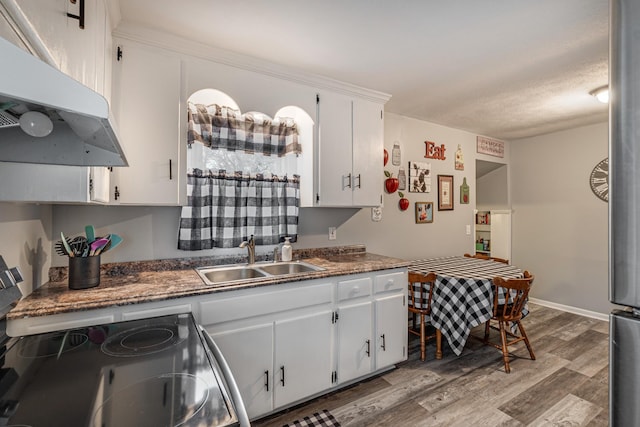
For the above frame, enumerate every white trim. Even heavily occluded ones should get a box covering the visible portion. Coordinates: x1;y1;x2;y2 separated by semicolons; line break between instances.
529;297;609;322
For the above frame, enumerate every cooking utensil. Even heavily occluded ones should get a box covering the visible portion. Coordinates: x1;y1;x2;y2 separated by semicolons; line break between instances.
54;240;68;256
60;232;73;258
85;225;96;243
101;234;123;253
70;236;87;257
89;238;109;256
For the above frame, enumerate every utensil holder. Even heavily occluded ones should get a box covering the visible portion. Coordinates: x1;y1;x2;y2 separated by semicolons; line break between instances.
68;256;100;290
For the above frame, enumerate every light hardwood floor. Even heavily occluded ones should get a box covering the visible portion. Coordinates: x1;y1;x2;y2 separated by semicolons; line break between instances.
253;303;609;427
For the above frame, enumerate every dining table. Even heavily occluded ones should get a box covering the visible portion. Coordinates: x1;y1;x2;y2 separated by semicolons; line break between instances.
408;255;525;358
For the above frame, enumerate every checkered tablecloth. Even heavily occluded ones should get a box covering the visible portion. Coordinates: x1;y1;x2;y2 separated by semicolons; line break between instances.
409;256;524;356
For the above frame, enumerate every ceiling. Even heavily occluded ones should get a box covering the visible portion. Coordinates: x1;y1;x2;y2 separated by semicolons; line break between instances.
114;0;609;141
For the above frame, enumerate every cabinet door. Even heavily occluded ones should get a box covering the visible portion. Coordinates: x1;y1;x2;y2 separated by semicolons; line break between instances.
8;0;105;92
489;210;512;260
208;323;274;419
274;309;333;408
337;301;373;384
316;91;353;206
352;99;384;207
375;292;407;368
111;41;182;205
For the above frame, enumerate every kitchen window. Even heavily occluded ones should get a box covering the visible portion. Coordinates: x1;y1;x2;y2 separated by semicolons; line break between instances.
178;96;304;249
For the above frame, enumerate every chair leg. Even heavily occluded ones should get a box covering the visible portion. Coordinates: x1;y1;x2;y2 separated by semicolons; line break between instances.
484;320;491;343
419;313;426;361
517;321;536;360
498;321;511;373
435;329;442;360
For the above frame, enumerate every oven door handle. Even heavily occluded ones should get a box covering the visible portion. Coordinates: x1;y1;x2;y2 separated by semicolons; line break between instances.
199;326;251;427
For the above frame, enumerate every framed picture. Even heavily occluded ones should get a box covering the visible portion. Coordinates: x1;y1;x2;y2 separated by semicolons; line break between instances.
415;201;434;223
438;175;454;211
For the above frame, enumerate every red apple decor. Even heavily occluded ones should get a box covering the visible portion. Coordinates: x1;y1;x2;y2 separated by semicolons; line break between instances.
384;149;389;166
384;171;399;193
398;192;409;211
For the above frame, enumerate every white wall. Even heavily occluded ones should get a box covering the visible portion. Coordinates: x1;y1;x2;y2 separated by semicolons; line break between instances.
510;122;610;314
477;165;509;210
0;202;52;295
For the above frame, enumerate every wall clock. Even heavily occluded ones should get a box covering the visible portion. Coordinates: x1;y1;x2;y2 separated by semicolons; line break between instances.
589;157;609;202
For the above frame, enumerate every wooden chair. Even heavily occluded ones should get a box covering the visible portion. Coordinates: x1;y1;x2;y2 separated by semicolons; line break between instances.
464;253;509;264
483;271;535;373
407;272;442;361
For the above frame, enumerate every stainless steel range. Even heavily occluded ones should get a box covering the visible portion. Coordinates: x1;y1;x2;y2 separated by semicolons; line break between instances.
0;310;249;426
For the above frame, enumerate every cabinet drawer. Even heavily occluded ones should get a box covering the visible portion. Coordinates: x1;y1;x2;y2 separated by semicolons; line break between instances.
121;304;192;321
199;282;332;325
374;270;407;294
337;277;372;301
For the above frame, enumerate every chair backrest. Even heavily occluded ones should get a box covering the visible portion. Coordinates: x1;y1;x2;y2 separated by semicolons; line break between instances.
492;271;534;321
464;252;509;264
408;272;437;312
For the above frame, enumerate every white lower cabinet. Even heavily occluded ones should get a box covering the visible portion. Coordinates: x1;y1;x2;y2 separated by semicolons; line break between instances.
208;323;273;418
209;310;333;419
273;311;333;407
336;300;373;384
375;293;406;368
203;269;407;420
374;271;409;368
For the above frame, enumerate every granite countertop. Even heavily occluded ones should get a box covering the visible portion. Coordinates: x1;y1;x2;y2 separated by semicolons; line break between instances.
8;245;409;320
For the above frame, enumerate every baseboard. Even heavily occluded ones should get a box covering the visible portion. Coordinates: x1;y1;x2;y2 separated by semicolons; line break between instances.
528;297;609;322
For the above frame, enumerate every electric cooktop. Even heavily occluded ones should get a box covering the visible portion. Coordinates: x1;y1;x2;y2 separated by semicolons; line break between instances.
0;313;239;427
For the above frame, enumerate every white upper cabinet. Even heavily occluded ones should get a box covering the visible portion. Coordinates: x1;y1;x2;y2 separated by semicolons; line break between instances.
2;0;111;96
110;39;183;205
316;92;384;207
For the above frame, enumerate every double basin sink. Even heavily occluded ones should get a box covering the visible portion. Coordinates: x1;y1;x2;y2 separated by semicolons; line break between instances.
196;261;324;286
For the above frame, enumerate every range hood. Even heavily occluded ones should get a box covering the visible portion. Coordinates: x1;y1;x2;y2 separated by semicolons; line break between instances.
0;36;128;166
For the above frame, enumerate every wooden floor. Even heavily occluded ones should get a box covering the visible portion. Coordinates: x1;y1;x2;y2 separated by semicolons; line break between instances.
252;303;609;427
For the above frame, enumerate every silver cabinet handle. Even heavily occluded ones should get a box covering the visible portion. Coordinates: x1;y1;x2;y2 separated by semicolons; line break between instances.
354;173;361;188
344;173;352;189
280;366;285;386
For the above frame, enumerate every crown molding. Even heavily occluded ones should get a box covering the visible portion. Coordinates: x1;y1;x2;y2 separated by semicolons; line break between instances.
112;22;391;104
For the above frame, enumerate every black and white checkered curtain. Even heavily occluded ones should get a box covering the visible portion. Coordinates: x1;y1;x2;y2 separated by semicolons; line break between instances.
178;169;299;250
187;103;301;156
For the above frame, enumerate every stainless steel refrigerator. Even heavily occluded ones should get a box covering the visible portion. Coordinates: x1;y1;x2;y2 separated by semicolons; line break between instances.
610;1;640;425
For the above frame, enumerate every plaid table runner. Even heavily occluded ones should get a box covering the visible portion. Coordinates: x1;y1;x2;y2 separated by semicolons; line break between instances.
409;256;524;356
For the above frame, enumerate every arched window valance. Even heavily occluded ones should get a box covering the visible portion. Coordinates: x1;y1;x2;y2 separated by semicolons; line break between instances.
187;103;301;156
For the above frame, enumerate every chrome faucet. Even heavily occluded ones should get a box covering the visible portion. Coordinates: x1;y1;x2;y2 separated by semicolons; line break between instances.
239;235;256;264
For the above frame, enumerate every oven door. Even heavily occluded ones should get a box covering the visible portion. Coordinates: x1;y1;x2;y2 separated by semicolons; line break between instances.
199;325;251;427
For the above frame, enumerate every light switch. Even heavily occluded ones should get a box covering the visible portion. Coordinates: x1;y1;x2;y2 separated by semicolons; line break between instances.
328;227;337;240
466;225;471;235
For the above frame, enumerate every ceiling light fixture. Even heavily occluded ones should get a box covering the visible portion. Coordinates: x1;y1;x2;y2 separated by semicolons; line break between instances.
590;85;609;104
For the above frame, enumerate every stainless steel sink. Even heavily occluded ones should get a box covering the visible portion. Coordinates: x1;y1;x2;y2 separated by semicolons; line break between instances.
196;261;324;286
197;265;267;285
257;261;322;275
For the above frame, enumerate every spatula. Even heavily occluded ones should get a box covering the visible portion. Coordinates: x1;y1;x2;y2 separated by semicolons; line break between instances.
60;232;73;258
100;234;123;254
85;225;96;243
89;238;109;256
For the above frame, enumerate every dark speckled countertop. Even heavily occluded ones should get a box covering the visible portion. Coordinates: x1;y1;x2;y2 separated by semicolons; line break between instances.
8;245;409;320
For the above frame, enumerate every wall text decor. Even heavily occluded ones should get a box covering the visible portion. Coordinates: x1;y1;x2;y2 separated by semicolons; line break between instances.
476;136;504;158
424;140;446;160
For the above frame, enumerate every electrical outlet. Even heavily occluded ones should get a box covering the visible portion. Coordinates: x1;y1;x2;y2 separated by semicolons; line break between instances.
328;227;337;240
